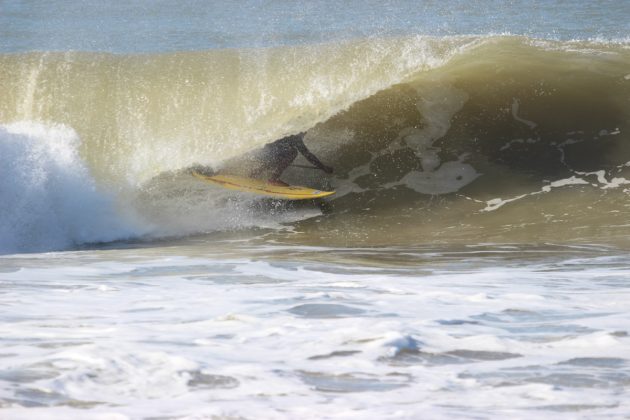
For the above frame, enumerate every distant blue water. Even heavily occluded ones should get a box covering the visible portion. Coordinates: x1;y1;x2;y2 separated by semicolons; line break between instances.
1;0;628;53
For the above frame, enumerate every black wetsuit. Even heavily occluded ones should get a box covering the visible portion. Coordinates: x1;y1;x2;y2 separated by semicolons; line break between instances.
253;133;331;182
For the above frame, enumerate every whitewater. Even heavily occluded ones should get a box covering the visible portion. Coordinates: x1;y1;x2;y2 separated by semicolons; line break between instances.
1;1;630;418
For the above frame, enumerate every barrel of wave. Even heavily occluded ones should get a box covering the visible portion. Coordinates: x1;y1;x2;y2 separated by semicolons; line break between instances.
0;36;474;185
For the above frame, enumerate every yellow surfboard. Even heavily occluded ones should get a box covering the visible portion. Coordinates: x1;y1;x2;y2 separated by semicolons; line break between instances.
192;171;335;200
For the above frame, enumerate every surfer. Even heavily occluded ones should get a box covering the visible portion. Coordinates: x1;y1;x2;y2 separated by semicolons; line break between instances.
252;132;333;186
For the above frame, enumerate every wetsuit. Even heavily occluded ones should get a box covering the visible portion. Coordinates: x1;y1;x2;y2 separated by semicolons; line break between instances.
253;133;332;183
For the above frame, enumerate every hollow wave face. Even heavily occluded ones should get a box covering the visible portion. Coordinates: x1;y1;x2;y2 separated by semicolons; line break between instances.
304;38;630;244
1;36;630;250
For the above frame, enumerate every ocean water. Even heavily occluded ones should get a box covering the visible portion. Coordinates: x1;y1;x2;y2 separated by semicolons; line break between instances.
1;1;630;418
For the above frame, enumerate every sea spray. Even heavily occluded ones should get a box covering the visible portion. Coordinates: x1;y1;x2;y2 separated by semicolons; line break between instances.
0;122;139;253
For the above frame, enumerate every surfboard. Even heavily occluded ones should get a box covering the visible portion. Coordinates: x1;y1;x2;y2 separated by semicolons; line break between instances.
192;171;335;200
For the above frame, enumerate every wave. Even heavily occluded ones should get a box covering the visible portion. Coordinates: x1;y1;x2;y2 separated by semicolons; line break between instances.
1;35;630;251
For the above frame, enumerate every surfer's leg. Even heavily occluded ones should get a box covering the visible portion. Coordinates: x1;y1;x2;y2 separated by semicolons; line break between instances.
269;148;298;185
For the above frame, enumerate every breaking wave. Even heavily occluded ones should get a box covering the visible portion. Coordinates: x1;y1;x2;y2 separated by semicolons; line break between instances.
1;35;630;252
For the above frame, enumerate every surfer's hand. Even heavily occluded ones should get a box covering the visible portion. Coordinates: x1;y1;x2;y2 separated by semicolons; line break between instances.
322;165;333;174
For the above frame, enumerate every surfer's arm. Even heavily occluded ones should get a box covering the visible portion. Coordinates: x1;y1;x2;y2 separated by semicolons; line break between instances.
295;139;333;173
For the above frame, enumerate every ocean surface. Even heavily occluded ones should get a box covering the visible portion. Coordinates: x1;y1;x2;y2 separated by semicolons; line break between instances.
1;1;630;418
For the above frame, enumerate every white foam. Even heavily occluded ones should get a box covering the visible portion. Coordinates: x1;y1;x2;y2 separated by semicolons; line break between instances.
478;128;630;211
511;98;538;129
0;122;140;254
1;246;629;418
399;161;481;195
481;136;630;212
483;176;589;211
